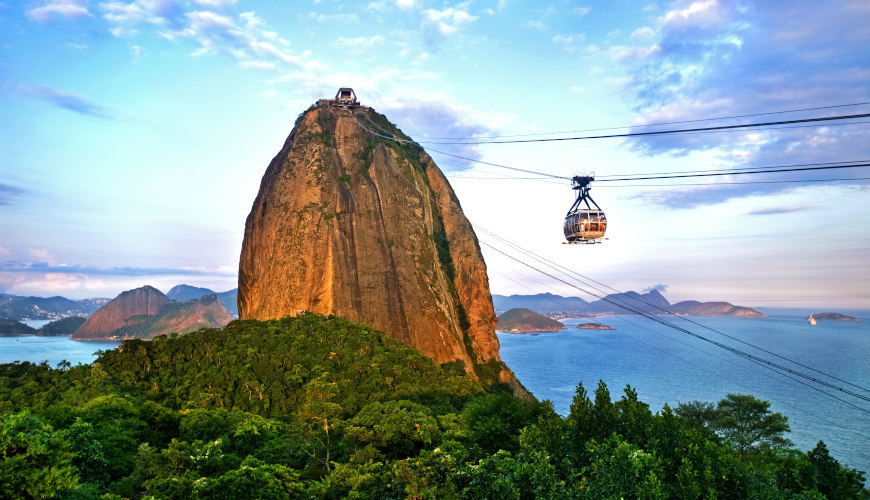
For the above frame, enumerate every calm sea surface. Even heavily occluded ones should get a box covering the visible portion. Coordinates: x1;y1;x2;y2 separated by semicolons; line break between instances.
498;313;870;478
1;320;121;366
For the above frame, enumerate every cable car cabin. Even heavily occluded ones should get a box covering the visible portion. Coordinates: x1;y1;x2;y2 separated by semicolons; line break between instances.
564;176;607;243
564;210;606;242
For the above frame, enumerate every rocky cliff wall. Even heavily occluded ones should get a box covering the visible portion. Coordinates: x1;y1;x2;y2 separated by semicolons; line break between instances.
238;105;514;385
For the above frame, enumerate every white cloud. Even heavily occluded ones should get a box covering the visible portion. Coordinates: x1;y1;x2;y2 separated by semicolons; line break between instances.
333;35;384;47
180;10;322;71
395;0;419;10
307;11;359;23
27;248;58;265
0;246;11;256
523;20;547;31
630;26;655;41
129;43;146;58
663;0;729;31
421;5;478;44
193;0;237;7
25;0;90;22
552;33;585;52
99;0;183;34
608;43;660;61
574;6;591;17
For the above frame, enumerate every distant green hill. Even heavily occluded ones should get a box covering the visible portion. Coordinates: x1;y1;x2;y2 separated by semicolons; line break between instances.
36;317;86;336
811;312;859;322
0;318;36;336
497;308;564;333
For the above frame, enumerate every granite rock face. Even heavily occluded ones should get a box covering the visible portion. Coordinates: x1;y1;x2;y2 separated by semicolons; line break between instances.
72;285;169;339
238;104;512;383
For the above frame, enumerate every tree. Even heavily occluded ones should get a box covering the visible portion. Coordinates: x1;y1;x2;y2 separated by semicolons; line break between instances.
463;392;538;454
804;441;867;499
345;400;441;459
713;394;792;459
0;411;79;499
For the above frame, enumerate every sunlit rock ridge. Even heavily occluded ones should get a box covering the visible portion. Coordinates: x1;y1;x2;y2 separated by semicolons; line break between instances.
239;99;515;385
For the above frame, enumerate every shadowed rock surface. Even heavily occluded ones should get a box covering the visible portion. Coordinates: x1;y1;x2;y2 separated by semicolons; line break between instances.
238;103;514;386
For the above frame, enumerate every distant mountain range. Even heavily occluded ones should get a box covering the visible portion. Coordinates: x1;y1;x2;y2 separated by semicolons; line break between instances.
0;295;109;321
167;285;238;318
0;284;238;321
492;290;766;318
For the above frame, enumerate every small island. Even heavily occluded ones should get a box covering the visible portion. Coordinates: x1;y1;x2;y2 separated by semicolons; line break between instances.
809;312;860;322
497;308;566;333
577;322;615;330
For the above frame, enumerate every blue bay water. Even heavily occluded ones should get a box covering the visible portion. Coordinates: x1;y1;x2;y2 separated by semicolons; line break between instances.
0;335;121;367
498;313;870;477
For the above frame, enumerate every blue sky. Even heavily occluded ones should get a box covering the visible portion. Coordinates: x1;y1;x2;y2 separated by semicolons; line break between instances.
1;0;868;308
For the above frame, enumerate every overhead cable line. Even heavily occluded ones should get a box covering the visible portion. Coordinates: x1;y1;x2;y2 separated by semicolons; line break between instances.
354;113;570;180
595;159;870;178
596;163;870;182
411;113;870;145
479;240;870;413
419;101;870;140
355;111;870;414
495;262;870;430
592;176;870;188
479;226;870;396
356;112;870;186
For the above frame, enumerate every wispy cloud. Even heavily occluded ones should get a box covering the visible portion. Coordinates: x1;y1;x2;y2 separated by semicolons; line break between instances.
0;261;237;277
25;0;90;22
0;184;25;206
180;10;320;70
193;0;237;8
610;0;870;205
552;33;584;52
15;83;122;120
333;35;384;47
747;205;815;216
421;5;478;46
643;283;668;293
523;20;547;31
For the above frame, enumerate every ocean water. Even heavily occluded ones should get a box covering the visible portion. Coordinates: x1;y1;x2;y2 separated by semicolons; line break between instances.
498;313;870;477
0;334;121;367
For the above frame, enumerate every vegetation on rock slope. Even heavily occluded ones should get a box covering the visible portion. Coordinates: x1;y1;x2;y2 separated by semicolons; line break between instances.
1;313;866;499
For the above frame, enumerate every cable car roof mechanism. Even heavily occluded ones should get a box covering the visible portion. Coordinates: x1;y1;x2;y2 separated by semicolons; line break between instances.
564;175;607;244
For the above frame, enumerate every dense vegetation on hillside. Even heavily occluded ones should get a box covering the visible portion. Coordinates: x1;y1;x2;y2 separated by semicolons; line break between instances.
37;317;87;336
1;314;866;499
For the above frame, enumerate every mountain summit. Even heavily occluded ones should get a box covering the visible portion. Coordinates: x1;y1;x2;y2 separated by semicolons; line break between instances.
238;95;513;385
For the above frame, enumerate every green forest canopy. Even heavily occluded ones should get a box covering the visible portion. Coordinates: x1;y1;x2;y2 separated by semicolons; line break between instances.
1;313;866;499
